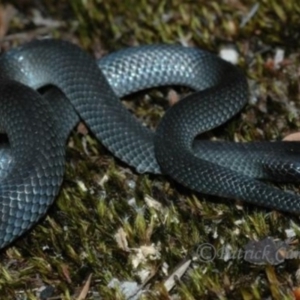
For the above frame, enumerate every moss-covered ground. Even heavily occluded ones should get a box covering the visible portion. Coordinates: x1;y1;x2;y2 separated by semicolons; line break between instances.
1;0;300;299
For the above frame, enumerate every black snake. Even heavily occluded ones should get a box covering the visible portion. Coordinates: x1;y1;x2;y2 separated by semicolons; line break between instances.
0;39;300;249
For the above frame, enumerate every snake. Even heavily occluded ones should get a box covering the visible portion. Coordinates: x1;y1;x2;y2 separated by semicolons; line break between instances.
0;38;300;250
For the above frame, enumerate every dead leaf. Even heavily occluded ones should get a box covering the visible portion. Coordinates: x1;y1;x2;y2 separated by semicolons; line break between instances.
114;227;129;251
244;237;288;265
283;132;300;141
144;195;162;210
0;4;16;38
168;89;180;106
62;264;72;284
294;287;300;300
77;122;89;135
76;274;92;300
163;258;191;291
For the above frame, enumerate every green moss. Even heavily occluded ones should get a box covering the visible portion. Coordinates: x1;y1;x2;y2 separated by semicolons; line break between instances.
0;0;300;299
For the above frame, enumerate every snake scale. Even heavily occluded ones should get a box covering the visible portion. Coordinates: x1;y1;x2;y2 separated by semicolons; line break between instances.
0;38;300;249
